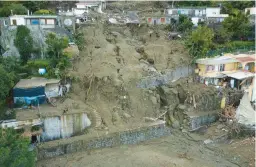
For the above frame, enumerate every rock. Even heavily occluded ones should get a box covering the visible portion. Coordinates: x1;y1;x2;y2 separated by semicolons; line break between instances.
182;119;188;124
172;120;180;129
156;94;160;102
148;90;153;94
103;76;108;82
217;124;225;129
204;139;213;144
150;96;157;105
147;58;154;64
182;129;188;133
178;104;187;110
135;46;145;54
168;104;177;112
123;112;131;119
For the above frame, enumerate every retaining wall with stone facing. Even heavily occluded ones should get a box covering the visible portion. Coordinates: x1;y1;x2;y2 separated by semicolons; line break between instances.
137;66;194;88
37;122;171;160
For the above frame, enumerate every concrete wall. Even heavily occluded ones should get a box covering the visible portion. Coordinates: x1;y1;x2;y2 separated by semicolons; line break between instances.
245;7;256;15
10;16;26;25
37;123;171;160
206;8;221;16
41;113;91;142
197;62;238;75
224;63;237;71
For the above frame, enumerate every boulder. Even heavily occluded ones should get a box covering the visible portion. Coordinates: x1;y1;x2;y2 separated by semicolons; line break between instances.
172;120;180;129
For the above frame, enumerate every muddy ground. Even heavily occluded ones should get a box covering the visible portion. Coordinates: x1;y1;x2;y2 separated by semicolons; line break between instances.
38;2;255;166
37;129;255;167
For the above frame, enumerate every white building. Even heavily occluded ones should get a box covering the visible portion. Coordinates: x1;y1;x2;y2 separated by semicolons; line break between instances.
9;14;58;28
165;7;228;26
206;7;229;24
10;15;26;26
245;7;256;15
59;1;106;17
245;7;256;24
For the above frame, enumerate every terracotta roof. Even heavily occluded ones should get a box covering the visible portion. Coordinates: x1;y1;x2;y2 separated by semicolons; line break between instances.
235;57;255;63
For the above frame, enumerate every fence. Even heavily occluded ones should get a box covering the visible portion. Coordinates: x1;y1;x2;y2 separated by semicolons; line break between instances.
206;46;255;57
137;65;194;88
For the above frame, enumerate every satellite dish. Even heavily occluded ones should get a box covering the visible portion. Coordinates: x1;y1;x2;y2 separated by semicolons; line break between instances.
64;18;72;26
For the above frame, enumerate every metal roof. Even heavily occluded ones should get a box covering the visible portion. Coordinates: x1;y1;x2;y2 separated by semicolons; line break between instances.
223;71;255;80
14;77;60;89
196;56;239;65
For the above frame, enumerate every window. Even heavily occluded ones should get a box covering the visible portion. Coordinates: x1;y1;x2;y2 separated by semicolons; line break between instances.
4;20;8;26
12;19;17;25
31;19;39;25
219;64;225;71
40;19;46;25
46;19;55;25
207;65;215;71
26;19;30;25
160;17;165;23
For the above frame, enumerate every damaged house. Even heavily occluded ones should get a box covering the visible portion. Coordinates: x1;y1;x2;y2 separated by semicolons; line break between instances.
13;77;64;108
1;104;92;143
195;53;255;90
1;77;91;143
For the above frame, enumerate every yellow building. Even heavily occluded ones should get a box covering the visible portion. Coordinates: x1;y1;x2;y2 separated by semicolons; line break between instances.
195;53;255;89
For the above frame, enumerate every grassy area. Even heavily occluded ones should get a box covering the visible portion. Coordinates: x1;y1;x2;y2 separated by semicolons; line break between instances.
207;41;255;57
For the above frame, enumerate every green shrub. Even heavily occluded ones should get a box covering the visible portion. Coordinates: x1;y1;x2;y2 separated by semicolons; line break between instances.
16;128;25;134
34;9;55;15
31;125;40;132
27;59;50;69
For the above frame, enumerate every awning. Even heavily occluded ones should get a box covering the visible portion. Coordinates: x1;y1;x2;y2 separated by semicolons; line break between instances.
224;71;254;80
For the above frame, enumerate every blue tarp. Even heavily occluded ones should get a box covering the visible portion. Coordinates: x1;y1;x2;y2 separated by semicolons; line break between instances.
14;96;46;107
13;87;45;97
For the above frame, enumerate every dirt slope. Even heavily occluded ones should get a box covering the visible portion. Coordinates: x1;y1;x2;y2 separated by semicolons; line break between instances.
68;21;190;131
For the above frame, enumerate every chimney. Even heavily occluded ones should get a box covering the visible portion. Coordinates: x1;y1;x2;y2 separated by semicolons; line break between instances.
27;10;29;16
11;10;13;15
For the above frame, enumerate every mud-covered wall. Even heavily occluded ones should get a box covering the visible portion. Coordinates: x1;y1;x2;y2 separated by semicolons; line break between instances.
37;123;171;160
41;113;91;142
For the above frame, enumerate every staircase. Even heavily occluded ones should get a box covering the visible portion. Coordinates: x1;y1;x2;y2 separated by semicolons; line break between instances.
90;110;102;128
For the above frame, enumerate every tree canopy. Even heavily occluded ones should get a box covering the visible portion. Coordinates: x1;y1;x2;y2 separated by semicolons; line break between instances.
222;9;251;39
14;26;33;64
0;3;27;17
34;9;55;15
0;128;35;167
177;15;194;33
186;26;214;60
0;65;15;101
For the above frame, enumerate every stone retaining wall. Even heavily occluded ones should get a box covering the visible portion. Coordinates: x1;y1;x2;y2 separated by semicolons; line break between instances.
137;66;194;88
37;122;171;160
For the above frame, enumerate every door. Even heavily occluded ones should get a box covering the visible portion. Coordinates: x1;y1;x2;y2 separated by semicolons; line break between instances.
153;20;157;25
12;19;17;25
